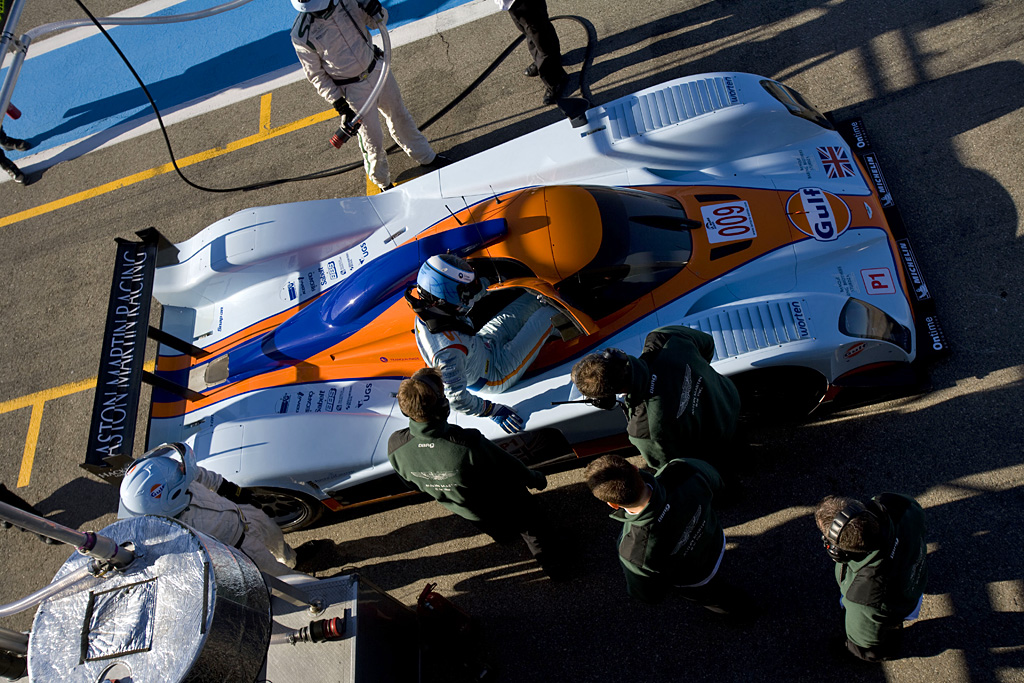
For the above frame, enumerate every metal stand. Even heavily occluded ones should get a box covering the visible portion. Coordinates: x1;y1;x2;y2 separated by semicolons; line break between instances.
262;573;324;614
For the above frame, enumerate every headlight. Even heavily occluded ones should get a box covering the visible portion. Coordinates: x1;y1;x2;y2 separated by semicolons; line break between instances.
760;80;833;129
838;298;912;352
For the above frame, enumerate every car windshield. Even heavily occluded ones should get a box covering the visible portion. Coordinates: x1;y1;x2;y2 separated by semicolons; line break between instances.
555;187;693;320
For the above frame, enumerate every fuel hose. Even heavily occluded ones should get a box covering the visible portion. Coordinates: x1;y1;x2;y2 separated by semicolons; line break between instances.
70;0;596;193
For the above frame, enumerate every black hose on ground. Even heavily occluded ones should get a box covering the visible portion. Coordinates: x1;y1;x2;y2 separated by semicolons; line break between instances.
72;0;597;194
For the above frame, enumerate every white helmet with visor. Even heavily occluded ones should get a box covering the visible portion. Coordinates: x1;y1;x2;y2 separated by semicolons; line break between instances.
291;0;333;13
416;254;485;314
117;442;198;519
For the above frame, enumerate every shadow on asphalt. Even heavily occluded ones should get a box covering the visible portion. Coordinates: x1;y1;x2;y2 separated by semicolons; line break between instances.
8;1;1023;680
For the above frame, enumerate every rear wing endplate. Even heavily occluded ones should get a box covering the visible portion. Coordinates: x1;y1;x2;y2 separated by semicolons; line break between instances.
81;228;207;484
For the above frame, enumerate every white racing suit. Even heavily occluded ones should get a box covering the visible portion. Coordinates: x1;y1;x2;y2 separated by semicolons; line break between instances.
291;0;436;188
415;293;558;417
179;467;299;577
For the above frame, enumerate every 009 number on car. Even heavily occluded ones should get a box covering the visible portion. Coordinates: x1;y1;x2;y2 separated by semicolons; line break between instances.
701;201;757;244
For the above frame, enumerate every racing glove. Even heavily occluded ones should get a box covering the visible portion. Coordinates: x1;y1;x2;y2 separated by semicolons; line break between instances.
529;471;547;491
217;480;257;507
330;99;361;147
333;97;355;119
481;401;525;434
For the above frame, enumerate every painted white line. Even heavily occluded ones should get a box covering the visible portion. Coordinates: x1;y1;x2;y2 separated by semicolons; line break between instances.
15;0;194;61
388;0;499;44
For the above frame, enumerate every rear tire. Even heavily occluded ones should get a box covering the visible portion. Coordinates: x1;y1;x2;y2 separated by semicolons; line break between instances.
248;487;323;533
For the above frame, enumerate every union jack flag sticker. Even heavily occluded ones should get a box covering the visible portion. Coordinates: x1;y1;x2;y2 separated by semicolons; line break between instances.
817;146;856;179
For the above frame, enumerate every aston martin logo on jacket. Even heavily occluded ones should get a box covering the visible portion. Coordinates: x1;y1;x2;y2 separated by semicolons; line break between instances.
411;471;457;481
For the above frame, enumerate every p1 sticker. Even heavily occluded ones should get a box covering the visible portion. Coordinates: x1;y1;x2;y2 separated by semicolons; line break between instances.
786;188;851;241
861;267;895;295
701;201;757;244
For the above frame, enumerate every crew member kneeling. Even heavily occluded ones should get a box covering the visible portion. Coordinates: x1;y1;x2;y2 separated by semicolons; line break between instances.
388;367;563;577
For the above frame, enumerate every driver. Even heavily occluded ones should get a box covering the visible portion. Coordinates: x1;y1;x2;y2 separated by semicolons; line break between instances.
406;254;560;434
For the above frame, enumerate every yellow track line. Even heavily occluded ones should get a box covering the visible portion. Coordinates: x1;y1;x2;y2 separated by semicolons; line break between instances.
259;93;273;135
2;361;155;487
18;405;44;487
0;376;98;414
1;95;370;484
0;103;336;229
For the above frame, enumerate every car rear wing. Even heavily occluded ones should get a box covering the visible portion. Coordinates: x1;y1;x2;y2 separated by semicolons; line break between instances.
835;117;950;362
81;228;208;484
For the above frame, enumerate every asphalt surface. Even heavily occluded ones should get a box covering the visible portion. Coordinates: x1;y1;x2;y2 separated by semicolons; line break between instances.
2;0;1023;681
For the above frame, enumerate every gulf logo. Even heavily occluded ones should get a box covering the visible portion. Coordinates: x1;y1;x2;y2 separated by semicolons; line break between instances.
149;483;165;499
844;342;868;359
786;188;851;241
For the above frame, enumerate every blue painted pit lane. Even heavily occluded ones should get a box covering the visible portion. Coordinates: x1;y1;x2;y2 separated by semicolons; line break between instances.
0;0;480;161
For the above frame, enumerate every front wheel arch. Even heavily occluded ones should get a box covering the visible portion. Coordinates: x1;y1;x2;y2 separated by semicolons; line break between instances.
730;366;829;422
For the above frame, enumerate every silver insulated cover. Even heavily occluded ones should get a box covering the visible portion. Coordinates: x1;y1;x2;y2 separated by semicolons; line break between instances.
29;515;272;682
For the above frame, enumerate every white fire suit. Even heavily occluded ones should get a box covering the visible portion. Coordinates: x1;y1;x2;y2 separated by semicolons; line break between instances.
291;0;436;189
178;467;299;577
414;293;558;417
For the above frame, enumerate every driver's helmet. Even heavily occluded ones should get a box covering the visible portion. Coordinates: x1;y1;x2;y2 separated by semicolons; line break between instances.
416;254;484;314
291;0;332;12
118;443;198;519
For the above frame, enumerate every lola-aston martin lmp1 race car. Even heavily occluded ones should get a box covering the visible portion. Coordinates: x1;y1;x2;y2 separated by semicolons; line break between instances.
84;72;946;530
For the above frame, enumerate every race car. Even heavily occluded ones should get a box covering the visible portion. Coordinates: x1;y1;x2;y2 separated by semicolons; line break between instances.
84;72;946;530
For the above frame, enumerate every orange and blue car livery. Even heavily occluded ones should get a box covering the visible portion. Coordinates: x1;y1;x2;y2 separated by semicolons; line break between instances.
96;73;945;529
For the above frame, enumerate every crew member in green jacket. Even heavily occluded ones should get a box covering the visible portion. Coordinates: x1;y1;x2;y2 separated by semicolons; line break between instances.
571;326;741;471
388;367;561;576
815;493;928;661
583;454;749;614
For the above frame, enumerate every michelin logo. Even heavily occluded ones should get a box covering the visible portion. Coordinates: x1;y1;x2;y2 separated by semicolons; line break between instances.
897;239;931;301
863;153;894;208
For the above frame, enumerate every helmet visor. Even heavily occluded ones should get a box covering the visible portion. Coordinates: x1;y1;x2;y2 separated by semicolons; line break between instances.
454;276;483;309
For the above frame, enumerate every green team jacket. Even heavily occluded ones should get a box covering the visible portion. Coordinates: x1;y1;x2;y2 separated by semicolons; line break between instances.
387;419;544;522
837;493;928;649
624;326;741;469
611;458;725;603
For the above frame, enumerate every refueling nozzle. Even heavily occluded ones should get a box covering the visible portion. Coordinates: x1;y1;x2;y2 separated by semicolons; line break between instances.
284;616;347;645
329;120;361;148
